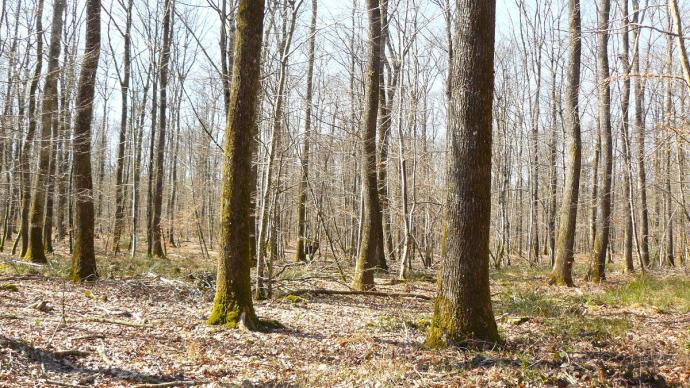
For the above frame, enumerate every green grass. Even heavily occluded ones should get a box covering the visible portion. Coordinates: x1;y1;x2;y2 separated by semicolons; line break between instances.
593;275;690;313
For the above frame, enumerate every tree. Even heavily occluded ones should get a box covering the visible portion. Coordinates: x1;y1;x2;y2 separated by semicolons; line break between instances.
24;0;65;263
620;0;635;273
208;0;265;330
549;0;581;287
632;0;650;268
111;0;134;254
351;0;383;291
151;0;174;259
426;0;499;346
588;0;611;283
71;0;102;282
16;0;44;257
295;0;318;263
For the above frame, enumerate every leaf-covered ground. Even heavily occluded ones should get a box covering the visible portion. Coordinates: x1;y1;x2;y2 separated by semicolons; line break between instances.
1;244;689;387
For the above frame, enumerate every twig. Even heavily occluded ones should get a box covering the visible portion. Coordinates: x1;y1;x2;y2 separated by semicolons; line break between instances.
131;381;198;388
0;314;20;320
284;288;433;301
54;349;90;358
69;317;149;328
44;380;88;388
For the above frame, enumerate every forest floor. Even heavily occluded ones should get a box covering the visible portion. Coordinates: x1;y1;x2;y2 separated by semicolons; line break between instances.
1;241;689;387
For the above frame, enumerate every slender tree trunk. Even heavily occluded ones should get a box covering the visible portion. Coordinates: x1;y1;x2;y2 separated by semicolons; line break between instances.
426;0;499;346
295;0;317;263
209;0;265;330
588;0;611;283
151;0;173;258
112;0;133;254
620;0;634;272
631;0;650;268
549;0;581;287
71;0;101;282
352;0;383;291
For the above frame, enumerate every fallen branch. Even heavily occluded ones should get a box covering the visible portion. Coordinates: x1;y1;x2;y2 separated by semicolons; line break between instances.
131;381;198;388
69;317;149;328
0;314;20;320
54;349;90;358
284;288;433;301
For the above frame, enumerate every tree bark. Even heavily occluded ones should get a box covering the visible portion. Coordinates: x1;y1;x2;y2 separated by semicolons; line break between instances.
71;0;101;282
18;0;44;258
631;0;650;268
549;0;581;287
588;0;611;283
151;0;174;258
25;0;65;263
426;0;499;346
352;0;383;291
209;0;265;330
112;0;134;254
295;0;317;263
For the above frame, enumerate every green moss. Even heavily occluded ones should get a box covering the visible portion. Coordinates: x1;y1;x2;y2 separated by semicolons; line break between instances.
283;294;307;304
0;283;19;292
208;297;241;328
84;290;95;299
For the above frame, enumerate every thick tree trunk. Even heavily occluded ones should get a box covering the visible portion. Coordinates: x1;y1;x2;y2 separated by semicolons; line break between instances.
588;0;611;283
209;0;265;330
25;0;65;263
18;0;44;258
71;0;101;282
550;0;581;287
426;0;499;346
352;0;383;291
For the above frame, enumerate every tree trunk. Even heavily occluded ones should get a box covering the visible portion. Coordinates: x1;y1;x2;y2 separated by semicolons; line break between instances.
18;0;44;258
71;0;101;282
25;0;65;263
112;0;133;254
631;0;650;268
352;0;383;291
151;0;173;258
209;0;265;330
620;0;634;273
588;0;611;283
295;0;317;263
426;0;499;346
549;0;581;287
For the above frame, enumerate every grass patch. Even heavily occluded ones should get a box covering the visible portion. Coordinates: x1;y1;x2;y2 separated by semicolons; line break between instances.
594;275;690;313
548;317;631;340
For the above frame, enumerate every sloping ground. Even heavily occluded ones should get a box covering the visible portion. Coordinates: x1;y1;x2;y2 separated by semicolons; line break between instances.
1;253;689;387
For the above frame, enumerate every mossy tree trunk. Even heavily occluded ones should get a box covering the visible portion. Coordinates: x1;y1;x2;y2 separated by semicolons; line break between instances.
549;0;581;287
352;0;383;291
588;0;611;283
209;0;265;330
426;0;499;347
71;0;101;282
295;0;317;263
25;0;65;264
18;0;44;258
151;0;173;259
